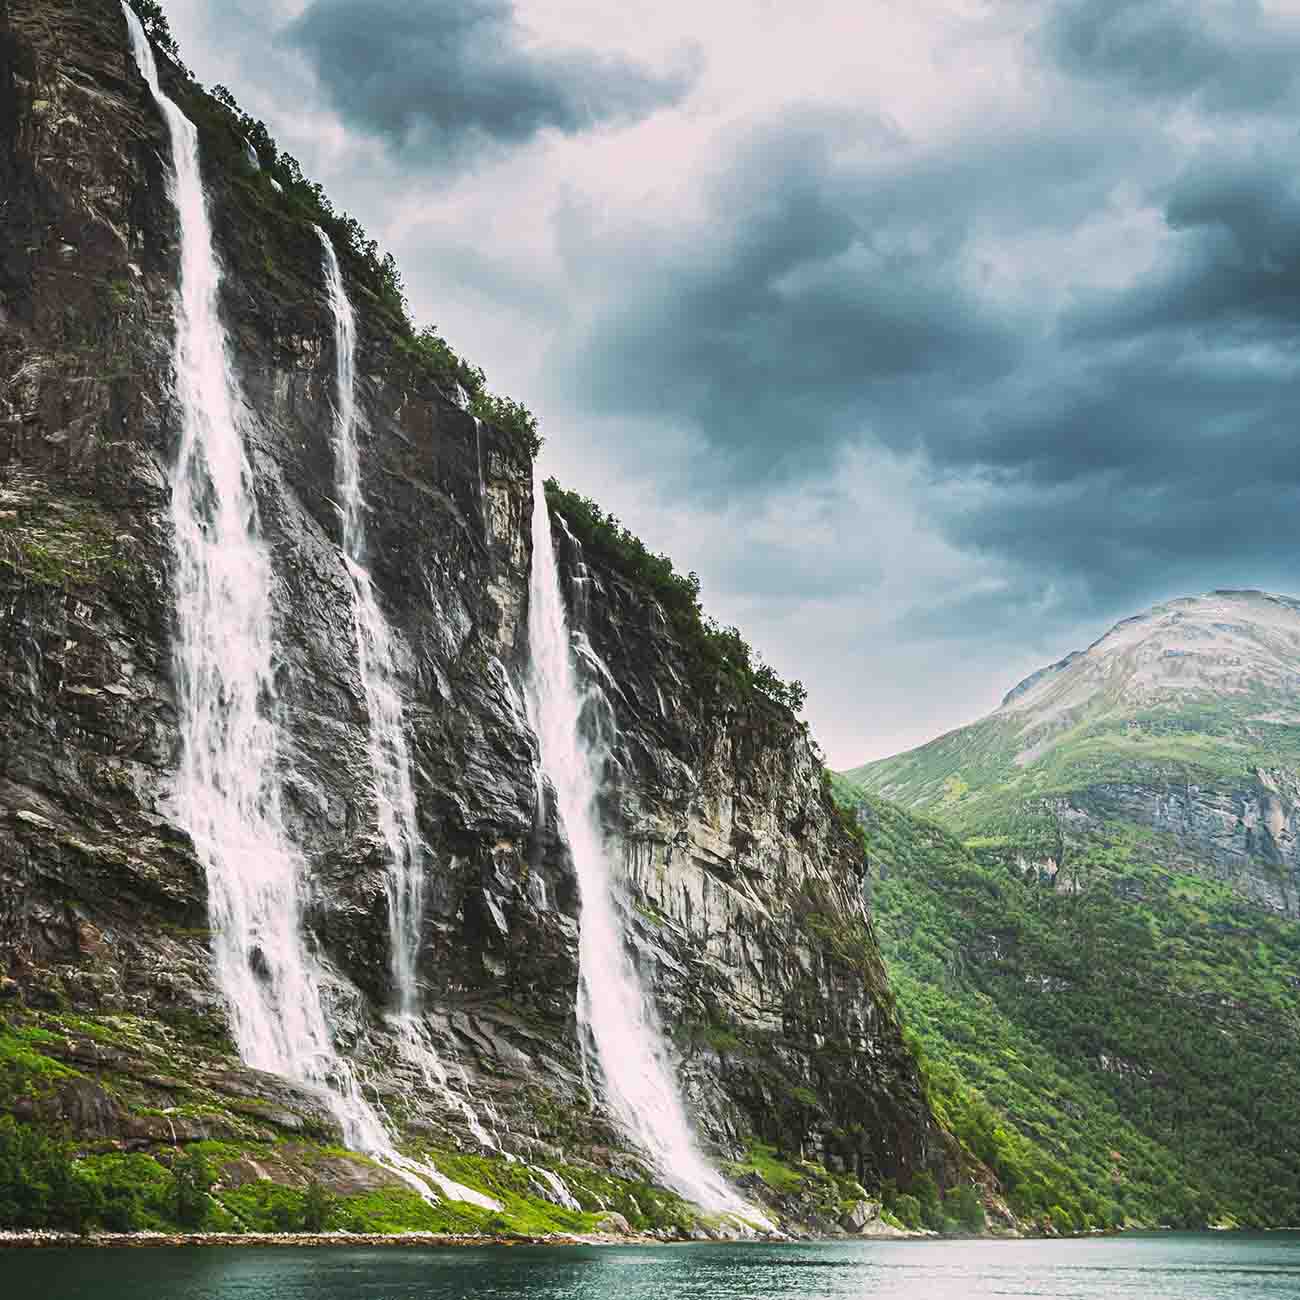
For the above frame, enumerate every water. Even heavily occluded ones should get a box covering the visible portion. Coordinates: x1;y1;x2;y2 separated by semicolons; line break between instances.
314;229;500;1179
122;0;340;1099
120;8;486;1209
11;1235;1300;1299
523;467;754;1219
315;228;425;1017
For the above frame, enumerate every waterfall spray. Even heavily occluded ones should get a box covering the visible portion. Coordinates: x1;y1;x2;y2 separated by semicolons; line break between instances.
121;5;496;1210
524;465;761;1220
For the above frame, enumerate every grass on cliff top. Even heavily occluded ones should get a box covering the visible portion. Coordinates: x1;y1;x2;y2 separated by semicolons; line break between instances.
845;688;1300;839
834;786;1300;1230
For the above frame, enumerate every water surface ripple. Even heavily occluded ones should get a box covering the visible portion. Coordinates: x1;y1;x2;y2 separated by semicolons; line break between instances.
11;1234;1300;1300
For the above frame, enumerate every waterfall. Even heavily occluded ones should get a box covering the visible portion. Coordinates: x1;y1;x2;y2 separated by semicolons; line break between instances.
315;228;497;1154
315;229;424;1015
524;465;759;1219
121;6;497;1211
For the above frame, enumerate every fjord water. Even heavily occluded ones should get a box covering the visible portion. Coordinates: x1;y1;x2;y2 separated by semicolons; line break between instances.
524;468;754;1217
120;6;474;1203
13;1235;1300;1299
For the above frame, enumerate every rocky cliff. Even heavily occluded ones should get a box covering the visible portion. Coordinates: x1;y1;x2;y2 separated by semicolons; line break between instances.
0;0;938;1235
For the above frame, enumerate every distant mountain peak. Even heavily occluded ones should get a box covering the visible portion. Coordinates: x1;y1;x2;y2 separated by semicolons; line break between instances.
996;589;1300;724
844;587;1300;825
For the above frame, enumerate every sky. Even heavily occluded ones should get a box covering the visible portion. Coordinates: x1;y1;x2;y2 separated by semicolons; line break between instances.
160;0;1300;767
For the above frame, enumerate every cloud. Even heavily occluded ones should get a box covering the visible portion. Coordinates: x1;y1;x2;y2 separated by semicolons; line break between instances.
1044;0;1300;113
284;0;700;163
546;46;1300;679
560;108;1046;484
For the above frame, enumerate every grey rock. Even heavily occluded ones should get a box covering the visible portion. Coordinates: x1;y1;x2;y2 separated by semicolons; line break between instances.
0;0;939;1213
840;1198;882;1233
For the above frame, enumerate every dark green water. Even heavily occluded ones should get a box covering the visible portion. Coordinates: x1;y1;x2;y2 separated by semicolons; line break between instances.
8;1234;1300;1299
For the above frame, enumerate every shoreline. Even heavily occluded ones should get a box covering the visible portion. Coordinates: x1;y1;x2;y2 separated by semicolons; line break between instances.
3;1224;1280;1250
0;1229;672;1250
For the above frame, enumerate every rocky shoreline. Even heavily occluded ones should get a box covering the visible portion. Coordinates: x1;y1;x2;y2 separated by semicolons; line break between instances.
0;1224;934;1250
0;1228;674;1250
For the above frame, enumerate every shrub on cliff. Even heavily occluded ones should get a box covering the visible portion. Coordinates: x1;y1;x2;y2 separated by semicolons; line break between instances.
0;1117;100;1232
543;479;806;716
170;1147;214;1228
301;1179;336;1233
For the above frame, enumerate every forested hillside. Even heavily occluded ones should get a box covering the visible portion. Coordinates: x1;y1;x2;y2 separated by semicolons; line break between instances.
834;601;1300;1231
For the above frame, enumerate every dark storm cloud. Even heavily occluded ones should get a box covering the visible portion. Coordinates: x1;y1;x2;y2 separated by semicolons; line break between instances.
563;106;1165;480
285;0;699;158
1069;153;1300;342
565;109;1059;477
559;71;1300;627
1044;0;1300;112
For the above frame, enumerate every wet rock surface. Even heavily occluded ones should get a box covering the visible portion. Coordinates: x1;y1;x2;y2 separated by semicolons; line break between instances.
0;0;939;1211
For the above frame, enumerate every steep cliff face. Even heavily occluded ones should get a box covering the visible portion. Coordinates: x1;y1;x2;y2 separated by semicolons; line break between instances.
0;0;937;1232
1043;775;1300;917
547;517;937;1187
0;0;568;1153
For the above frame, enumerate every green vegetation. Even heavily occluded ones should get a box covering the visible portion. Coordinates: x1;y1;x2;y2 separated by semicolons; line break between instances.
832;786;1300;1229
543;479;806;715
126;1;541;455
0;481;136;590
724;1141;807;1194
0;1006;704;1238
845;667;1300;846
170;1147;214;1227
839;604;1300;1228
879;1171;986;1234
0;1119;98;1233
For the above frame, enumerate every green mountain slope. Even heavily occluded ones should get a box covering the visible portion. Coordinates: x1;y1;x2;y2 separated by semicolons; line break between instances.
833;784;1300;1229
847;590;1300;915
834;589;1300;1228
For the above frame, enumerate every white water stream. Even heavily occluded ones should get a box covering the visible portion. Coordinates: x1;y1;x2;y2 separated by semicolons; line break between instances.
524;465;759;1220
315;229;425;1012
315;228;499;1156
122;6;495;1211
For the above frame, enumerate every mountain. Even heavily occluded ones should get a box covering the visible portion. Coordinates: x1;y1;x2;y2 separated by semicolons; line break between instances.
0;0;943;1239
848;589;1300;914
836;590;1300;1228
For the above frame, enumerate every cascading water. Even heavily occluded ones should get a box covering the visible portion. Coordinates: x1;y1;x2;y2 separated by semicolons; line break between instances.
525;465;761;1220
122;0;328;1094
121;6;496;1210
315;227;498;1155
315;228;424;1014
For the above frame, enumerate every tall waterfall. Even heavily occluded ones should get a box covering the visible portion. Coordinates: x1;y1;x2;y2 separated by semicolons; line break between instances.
315;228;496;1152
525;465;756;1218
315;230;424;1014
121;6;496;1210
